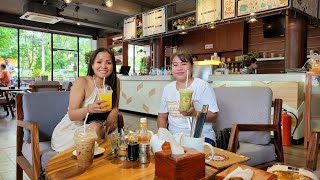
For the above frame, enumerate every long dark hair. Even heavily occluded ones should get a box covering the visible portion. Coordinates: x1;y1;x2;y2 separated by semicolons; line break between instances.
87;48;117;108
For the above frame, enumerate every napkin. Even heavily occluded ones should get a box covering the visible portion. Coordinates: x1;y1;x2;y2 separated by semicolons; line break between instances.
223;167;253;180
157;128;184;155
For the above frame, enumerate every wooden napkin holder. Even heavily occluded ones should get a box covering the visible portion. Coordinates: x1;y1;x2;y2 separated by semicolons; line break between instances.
155;148;205;180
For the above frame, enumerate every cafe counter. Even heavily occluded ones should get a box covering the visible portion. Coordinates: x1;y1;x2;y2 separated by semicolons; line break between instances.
119;75;174;115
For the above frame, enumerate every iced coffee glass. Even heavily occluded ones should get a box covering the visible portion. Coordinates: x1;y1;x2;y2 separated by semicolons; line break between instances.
74;127;97;169
179;89;193;111
97;86;113;110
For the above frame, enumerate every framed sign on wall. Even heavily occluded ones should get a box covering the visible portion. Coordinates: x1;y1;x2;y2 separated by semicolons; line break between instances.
197;0;221;25
237;0;289;16
292;0;318;18
123;16;136;40
223;0;236;19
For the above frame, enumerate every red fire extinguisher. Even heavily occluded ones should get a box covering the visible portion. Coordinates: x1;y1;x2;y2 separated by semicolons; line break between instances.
281;110;292;146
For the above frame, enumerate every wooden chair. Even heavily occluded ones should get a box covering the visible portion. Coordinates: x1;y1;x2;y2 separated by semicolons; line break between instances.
16;92;124;180
0;90;14;116
30;81;62;92
227;98;284;170
306;131;320;171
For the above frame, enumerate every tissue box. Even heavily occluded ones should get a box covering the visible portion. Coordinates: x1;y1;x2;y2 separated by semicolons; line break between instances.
155;148;205;180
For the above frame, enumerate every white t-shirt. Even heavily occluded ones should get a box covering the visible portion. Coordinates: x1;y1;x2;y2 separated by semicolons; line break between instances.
159;78;219;141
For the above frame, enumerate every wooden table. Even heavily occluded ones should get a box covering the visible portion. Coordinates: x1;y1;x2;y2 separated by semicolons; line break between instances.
0;87;30;117
0;87;31;92
46;140;219;180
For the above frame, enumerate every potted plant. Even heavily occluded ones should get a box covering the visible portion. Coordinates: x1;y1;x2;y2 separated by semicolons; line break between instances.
136;28;143;38
172;19;183;29
183;17;195;27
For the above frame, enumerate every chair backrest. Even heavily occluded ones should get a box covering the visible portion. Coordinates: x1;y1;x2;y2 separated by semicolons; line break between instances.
31;81;61;92
22;91;70;143
306;131;320;171
214;87;273;145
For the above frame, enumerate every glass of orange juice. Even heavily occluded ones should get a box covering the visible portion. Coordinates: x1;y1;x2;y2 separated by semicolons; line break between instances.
97;87;113;110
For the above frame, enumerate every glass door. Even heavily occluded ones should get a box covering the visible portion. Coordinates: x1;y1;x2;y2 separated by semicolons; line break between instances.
53;50;78;83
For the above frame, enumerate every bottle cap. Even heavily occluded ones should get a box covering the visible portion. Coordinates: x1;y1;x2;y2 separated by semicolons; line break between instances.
140;118;147;123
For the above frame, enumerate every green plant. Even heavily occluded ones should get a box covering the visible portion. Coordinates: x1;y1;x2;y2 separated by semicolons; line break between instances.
30;69;43;77
84;50;94;64
248;51;260;59
139;57;147;73
136;28;143;38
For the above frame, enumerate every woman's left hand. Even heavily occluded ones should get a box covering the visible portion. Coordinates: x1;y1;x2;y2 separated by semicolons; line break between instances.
105;108;118;133
179;101;197;116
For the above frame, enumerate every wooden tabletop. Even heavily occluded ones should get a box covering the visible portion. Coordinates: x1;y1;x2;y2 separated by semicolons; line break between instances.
0;87;30;92
46;140;219;180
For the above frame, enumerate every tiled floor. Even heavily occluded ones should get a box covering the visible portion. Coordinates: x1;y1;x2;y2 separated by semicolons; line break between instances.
0;111;157;180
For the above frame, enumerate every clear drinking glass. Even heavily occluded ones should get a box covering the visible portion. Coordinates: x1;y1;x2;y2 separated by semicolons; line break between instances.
110;132;119;155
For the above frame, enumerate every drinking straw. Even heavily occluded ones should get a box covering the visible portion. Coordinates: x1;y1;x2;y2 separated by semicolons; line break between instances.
193;105;209;138
187;117;192;131
83;112;89;134
103;77;106;92
186;70;189;89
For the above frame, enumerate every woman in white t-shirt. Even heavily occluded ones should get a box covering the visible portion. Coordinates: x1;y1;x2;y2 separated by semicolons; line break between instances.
158;51;219;145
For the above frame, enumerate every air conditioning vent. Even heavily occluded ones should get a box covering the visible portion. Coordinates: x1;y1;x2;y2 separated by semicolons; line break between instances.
20;12;63;24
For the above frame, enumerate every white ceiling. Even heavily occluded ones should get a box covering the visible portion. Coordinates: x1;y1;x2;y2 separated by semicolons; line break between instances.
0;0;182;33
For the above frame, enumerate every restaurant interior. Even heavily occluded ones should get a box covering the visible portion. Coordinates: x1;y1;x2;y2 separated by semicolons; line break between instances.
0;0;320;179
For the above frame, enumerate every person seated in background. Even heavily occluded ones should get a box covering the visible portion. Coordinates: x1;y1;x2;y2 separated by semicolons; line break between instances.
157;51;219;146
0;63;11;87
51;48;120;152
249;58;258;74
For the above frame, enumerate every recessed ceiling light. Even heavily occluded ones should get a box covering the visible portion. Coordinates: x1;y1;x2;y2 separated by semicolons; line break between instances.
104;0;113;7
64;0;72;4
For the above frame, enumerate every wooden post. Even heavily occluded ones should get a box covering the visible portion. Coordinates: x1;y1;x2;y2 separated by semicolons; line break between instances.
153;37;165;69
285;10;307;69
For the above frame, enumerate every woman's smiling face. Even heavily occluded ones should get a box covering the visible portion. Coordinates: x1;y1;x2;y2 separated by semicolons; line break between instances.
92;51;113;78
171;55;193;82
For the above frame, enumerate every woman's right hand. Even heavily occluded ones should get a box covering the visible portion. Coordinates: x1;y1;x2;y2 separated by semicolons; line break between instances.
87;100;110;113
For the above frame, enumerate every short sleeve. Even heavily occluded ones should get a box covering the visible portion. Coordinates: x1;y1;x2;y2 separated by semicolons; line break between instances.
158;86;168;113
198;82;219;113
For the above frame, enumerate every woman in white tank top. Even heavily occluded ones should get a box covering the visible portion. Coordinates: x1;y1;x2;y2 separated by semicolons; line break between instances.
51;48;120;152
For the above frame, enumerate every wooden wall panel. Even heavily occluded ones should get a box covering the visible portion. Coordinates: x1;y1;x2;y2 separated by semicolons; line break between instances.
176;22;244;58
97;37;109;48
248;20;285;56
307;26;320;52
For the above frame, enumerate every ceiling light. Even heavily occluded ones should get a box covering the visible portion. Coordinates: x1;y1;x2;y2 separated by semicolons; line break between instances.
64;0;72;4
247;16;257;23
247;13;257;23
104;0;113;7
76;22;81;26
208;22;216;29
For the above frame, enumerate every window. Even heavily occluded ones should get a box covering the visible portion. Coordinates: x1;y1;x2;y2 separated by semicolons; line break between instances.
0;27;18;84
19;29;52;85
0;25;93;86
79;37;92;76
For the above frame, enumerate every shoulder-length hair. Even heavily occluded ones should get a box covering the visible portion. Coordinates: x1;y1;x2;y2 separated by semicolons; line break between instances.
171;51;194;65
87;47;117;108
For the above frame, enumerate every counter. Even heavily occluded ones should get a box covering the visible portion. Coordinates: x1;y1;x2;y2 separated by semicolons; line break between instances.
119;75;174;115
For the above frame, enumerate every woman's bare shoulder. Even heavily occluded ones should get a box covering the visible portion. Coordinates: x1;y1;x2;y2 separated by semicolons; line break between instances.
73;76;91;86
